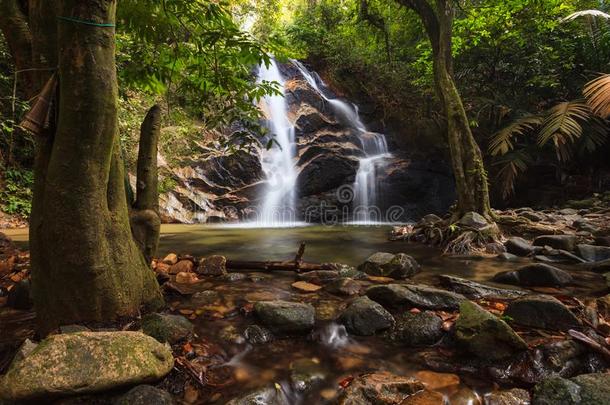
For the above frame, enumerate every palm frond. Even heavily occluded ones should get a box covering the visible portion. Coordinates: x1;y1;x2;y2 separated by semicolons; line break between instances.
537;101;591;154
489;115;542;156
584;74;610;117
493;150;533;199
563;10;610;22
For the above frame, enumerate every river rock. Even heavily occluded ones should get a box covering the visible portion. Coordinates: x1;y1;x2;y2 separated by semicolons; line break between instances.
483;388;530;405
198;255;227;276
504;295;581;331
401;389;445;404
324;278;361;296
455;301;528;361
492;263;573;287
438;275;526;299
576;244;610;262
297;270;341;285
339;296;394;336
532;373;610;405
533;235;577;251
0;332;173;401
114;385;174;405
289;358;325;393
570;373;610;404
504;237;535;257
386;311;443;346
336;371;424;405
497;252;518;261
244;325;274;345
254;300;315;334
141;313;194;344
358;252;420;279
168;259;194;275
366;284;465;310
226;385;287;405
458;212;490;230
162;253;178;265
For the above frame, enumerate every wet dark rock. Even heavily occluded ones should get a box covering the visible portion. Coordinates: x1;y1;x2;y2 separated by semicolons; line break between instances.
521;211;546;222
114;385;174;405
533;235;577;251
418;213;442;226
141;313;194;344
497;252;518;261
366;284;465;310
289;358;325;393
504;295;581;331
595;236;610;247
492;263;573;287
339;296;394;336
296;153;359;196
244;325;274;345
222;273;248;282
483;388;530;405
335;371;424;405
297;270;341;285
198;255;227;276
7;279;32;310
581;258;610;273
438;275;526;300
532;373;610;405
576;244;610;262
386;311;443;346
226;385;287;405
571;372;610;404
504;237;535;257
324;278;361;296
191;290;220;304
458;212;490;230
455;301;528;361
358;252;420;279
254;300;315;335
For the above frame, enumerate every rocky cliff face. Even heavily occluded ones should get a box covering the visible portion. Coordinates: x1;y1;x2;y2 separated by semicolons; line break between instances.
157;61;455;223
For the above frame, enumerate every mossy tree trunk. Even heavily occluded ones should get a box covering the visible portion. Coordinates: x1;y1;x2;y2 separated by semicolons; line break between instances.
398;0;492;220
1;0;163;334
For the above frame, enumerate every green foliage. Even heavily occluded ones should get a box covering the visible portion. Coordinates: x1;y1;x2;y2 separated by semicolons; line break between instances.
0;166;33;217
158;176;178;195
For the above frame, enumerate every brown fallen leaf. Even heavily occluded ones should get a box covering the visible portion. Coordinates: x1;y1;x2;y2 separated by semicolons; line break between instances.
291;281;322;292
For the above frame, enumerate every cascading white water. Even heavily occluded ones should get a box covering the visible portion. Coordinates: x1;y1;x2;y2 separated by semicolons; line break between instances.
292;60;391;223
256;60;298;226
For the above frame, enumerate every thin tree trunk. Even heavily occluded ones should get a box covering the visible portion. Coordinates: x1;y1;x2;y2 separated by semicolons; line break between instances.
0;0;34;98
28;0;162;334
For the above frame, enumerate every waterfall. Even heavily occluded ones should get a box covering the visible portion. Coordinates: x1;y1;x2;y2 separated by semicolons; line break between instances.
256;60;299;226
292;60;391;223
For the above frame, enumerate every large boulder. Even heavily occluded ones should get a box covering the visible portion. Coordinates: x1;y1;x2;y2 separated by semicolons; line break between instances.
336;371;424;405
141;313;194;344
533;235;577;251
296;153;359;196
0;332;174;401
366;284;465;310
358;252;420;279
493;263;573;287
533;373;610;405
576;244;610;262
254;300;315;335
339;296;395;336
455;301;528;361
504;237;535;257
504;295;581;331
385;311;444;346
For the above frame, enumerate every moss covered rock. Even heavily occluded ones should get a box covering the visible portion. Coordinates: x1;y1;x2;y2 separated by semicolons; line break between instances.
455;301;528;361
254;300;315;335
358;252;420;279
141;313;194;344
0;331;174;401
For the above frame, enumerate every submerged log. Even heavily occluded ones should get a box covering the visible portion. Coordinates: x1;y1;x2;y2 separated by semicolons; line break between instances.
226;242;334;272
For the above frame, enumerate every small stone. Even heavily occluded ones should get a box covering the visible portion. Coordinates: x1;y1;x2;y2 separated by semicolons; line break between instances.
455;301;528;361
162;253;178;265
289;358;325;393
414;370;460;392
222;273;247;282
358;252;420;279
497;252;518;261
198;255;227;276
244;325;274;344
226;386;285;405
291;281;323;293
297;270;340;285
504;295;581;331
254;300;315;335
168;259;194;275
483;388;530;405
458;212;489;230
504;237;535;257
191;290;220;304
324;278;361;296
115;385;174;405
339;296;394;336
493;263;573;287
141;313;194;344
175;271;198;284
533;235;577;251
336;371;424;404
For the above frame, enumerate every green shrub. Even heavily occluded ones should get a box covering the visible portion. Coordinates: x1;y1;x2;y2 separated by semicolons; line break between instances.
0;166;33;218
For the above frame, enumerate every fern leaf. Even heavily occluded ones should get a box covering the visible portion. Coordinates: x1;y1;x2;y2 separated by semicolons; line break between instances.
493;150;532;199
563;10;610;22
489;115;541;156
584;74;610;117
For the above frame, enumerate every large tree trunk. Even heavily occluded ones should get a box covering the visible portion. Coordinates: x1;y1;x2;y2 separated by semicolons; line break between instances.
399;0;492;220
27;0;163;334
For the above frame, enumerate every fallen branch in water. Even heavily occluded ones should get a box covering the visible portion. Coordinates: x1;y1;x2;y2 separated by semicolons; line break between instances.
226;242;334;273
568;329;610;361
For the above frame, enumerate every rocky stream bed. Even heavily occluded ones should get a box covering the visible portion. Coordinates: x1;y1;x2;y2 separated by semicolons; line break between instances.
1;202;610;404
